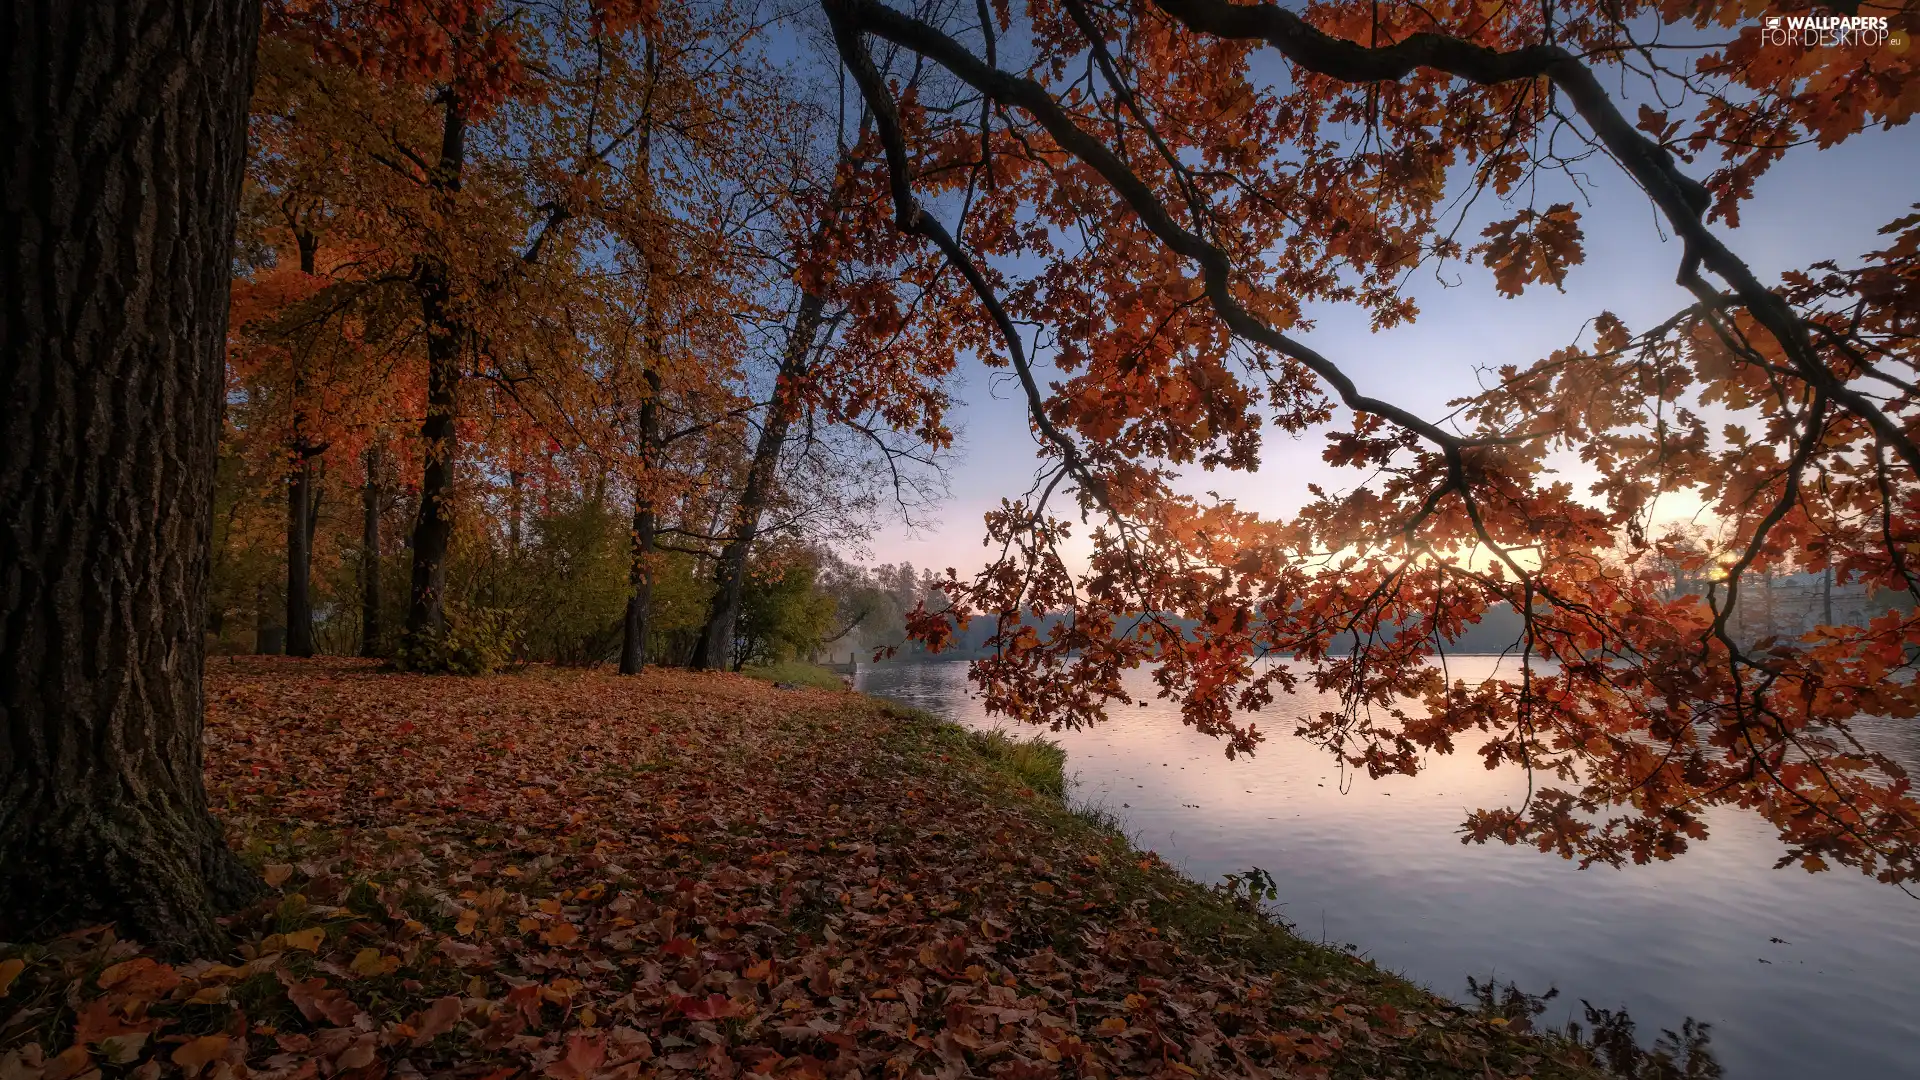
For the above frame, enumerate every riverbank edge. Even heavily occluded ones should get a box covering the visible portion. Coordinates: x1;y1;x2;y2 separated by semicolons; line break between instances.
855;690;1610;1078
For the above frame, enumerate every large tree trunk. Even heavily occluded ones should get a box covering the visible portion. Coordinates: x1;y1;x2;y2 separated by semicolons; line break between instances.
0;0;264;952
361;443;383;657
689;292;827;670
405;282;460;646
404;93;467;651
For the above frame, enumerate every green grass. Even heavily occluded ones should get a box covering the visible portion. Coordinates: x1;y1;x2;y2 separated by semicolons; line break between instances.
964;727;1067;796
739;660;848;690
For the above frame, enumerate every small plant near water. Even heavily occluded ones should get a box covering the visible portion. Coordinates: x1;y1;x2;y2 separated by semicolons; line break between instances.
1466;977;1723;1079
1215;866;1280;912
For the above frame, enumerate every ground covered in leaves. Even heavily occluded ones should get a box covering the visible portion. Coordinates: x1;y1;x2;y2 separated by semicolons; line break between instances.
1;658;1609;1080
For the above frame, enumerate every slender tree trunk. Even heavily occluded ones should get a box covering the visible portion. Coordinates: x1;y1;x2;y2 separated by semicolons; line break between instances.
404;93;467;651
620;503;659;674
0;0;263;952
255;581;282;654
286;453;316;656
285;231;320;657
689;293;827;670
361;443;383;656
407;284;460;646
508;466;523;557
1823;564;1834;626
620;371;663;674
619;69;667;677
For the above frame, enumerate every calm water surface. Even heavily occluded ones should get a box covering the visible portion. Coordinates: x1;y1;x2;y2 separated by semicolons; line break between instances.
856;658;1920;1080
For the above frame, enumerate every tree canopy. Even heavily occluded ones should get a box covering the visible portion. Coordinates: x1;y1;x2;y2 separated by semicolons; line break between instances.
812;0;1920;887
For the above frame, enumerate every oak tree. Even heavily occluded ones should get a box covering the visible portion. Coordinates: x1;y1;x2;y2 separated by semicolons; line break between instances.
825;0;1920;885
1;0;265;950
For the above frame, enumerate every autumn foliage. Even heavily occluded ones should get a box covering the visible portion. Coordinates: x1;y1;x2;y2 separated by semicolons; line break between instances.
809;0;1920;890
219;0;959;673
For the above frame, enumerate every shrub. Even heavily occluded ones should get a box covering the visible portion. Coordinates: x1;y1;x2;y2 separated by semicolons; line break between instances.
393;603;520;674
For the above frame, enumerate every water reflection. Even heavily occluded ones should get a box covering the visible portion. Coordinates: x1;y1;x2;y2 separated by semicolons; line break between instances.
857;658;1920;1080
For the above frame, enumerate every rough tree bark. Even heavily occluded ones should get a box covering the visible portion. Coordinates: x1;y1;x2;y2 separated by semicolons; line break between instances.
620;370;663;674
0;0;264;952
688;292;827;670
406;273;461;646
404;92;468;650
361;443;383;657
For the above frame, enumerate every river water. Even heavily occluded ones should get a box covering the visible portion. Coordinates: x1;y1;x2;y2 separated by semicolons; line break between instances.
856;657;1920;1079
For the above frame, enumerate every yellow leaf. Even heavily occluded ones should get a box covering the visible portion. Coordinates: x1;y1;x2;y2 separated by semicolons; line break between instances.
171;1035;229;1076
349;949;395;977
517;917;540;934
541;922;579;947
284;927;325;952
263;864;294;887
455;909;479;937
0;958;23;997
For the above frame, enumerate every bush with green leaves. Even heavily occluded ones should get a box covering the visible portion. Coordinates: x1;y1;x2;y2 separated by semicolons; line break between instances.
393;602;520;674
733;561;837;669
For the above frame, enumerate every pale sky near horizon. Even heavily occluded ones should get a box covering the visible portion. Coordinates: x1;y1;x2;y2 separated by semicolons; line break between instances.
856;115;1920;578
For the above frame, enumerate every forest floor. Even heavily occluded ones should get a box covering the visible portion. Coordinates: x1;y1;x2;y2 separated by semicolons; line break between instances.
0;658;1608;1080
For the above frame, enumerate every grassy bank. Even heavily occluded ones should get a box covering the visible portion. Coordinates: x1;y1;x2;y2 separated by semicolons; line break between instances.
0;659;1605;1080
741;660;850;691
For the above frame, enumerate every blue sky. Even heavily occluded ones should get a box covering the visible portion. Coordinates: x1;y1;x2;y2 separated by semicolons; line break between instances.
861;116;1920;577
